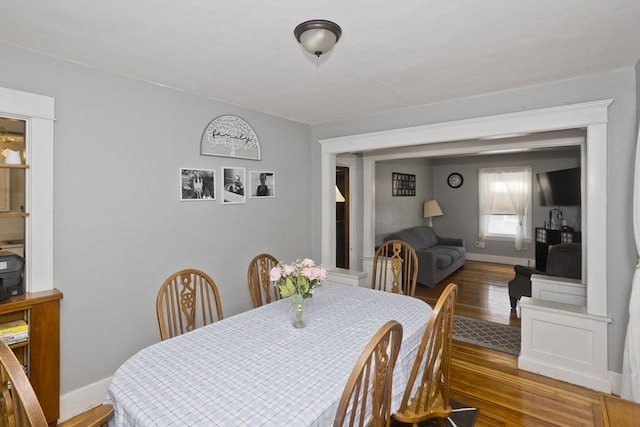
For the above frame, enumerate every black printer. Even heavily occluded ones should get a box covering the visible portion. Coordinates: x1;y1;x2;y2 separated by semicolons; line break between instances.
0;252;24;302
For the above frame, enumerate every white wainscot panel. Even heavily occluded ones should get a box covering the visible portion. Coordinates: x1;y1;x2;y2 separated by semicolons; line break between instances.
531;319;593;363
519;297;611;393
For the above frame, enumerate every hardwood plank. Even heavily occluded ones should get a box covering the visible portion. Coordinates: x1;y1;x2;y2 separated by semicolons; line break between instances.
600;394;640;427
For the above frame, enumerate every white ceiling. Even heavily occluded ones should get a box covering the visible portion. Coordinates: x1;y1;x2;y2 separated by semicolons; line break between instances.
1;1;639;125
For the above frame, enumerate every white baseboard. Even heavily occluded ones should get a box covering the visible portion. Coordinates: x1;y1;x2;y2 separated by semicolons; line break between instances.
609;370;622;396
519;355;612;393
466;252;533;267
59;376;112;422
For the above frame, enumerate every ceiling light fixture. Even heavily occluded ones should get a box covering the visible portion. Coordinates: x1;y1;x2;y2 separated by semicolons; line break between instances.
294;19;342;57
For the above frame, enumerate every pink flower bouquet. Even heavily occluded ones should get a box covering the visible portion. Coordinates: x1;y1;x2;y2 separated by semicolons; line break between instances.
270;258;328;299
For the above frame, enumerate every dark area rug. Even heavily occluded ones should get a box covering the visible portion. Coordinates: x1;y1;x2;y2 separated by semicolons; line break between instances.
453;315;520;356
392;400;478;426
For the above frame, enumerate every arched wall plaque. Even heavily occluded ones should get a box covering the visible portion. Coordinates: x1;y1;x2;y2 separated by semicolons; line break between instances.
201;115;261;160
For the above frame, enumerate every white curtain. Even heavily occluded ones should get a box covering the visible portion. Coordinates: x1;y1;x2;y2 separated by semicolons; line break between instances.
504;168;531;250
478;167;531;250
621;124;640;402
478;171;497;243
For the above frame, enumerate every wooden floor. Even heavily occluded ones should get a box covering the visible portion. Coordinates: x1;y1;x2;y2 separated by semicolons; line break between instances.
414;260;606;426
415;260;521;326
450;342;604;426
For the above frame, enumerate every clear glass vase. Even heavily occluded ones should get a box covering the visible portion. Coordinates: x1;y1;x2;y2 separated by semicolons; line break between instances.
289;293;307;328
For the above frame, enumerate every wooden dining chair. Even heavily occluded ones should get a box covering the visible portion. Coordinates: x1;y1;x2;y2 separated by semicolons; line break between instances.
333;320;403;427
247;253;280;308
156;268;224;340
0;340;113;427
371;240;418;296
392;283;458;427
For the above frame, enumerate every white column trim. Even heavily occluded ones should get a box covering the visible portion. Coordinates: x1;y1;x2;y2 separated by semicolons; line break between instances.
362;158;375;259
321;153;336;269
585;123;608;316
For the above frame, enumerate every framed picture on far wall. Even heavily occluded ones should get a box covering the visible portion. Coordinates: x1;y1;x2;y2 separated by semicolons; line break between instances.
392;172;416;196
249;171;275;198
180;168;215;201
222;167;246;205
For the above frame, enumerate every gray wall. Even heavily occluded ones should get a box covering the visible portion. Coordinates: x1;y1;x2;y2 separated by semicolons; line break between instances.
432;148;581;261
0;43;313;393
312;68;638;373
374;158;432;244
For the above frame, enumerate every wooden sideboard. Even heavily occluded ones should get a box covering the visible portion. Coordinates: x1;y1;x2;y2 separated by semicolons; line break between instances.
0;289;63;426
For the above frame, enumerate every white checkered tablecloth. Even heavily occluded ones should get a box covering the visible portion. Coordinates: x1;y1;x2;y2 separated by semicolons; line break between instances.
107;282;431;427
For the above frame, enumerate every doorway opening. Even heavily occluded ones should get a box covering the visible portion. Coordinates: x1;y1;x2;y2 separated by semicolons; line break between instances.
336;166;349;269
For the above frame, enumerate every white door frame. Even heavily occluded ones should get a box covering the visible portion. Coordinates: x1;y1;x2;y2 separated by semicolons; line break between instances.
336;154;357;270
0;86;55;292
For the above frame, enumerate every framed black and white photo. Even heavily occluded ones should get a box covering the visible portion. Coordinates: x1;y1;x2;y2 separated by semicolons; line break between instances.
249;171;275;198
180;168;215;201
222;167;246;204
392;172;416;197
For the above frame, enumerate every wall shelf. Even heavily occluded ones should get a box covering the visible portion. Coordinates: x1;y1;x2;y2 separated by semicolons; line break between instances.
0;211;28;218
0;164;28;169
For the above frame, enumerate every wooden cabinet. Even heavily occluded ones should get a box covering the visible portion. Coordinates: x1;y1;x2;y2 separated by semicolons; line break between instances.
0;289;63;425
535;227;581;272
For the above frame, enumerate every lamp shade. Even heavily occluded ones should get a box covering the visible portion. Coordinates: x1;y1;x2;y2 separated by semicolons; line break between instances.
294;20;342;57
336;185;346;202
423;200;443;218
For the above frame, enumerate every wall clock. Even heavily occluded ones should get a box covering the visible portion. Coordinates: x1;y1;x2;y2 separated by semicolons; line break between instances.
447;172;463;188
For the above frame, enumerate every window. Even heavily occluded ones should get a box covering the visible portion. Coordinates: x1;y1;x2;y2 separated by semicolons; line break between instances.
478;166;532;250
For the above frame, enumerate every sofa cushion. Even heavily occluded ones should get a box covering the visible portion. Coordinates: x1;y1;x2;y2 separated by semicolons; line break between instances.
424;246;462;269
437;245;464;260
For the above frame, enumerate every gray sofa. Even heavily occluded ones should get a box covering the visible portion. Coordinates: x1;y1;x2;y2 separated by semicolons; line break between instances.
384;226;466;287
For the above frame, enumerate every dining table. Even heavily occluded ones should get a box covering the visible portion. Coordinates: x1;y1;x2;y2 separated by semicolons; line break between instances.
107;281;431;426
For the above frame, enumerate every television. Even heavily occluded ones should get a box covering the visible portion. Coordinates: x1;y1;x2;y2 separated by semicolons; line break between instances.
536;167;581;206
